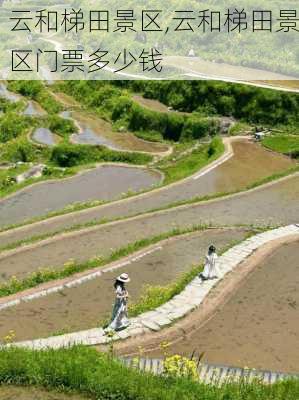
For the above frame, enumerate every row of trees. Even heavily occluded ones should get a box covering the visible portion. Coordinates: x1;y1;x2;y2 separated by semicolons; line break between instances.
117;80;299;128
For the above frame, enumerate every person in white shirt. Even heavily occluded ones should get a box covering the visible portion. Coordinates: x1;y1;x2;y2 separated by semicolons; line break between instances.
199;245;219;281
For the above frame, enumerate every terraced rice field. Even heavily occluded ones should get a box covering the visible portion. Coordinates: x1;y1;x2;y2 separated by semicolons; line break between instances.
145;240;299;374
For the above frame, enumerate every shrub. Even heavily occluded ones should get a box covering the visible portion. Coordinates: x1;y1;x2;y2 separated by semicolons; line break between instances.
47;115;77;138
0;113;29;143
0;138;47;163
50;144;152;167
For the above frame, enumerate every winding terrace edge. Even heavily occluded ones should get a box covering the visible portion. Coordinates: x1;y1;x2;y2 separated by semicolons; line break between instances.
5;224;299;350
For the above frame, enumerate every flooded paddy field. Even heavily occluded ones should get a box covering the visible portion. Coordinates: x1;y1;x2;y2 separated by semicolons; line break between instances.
146;240;299;374
32;128;60;146
0;83;20;102
71;111;170;154
0;165;161;228
22;101;46;117
31;138;294;230
0;386;89;400
0;173;298;280
0;137;296;247
0;228;250;341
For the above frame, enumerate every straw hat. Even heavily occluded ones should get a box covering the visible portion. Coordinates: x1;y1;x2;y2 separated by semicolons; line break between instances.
116;273;130;283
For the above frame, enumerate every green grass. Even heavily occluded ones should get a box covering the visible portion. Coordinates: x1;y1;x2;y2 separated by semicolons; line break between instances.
0;347;298;400
262;135;299;157
0;162;296;254
157;137;224;185
0;225;211;298
129;233;255;317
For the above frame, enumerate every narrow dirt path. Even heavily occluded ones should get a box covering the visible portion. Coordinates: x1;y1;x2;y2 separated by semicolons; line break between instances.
0;228;250;341
0;173;298;282
0;386;89;400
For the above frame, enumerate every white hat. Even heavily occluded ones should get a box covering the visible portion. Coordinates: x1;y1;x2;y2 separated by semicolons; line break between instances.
117;273;130;283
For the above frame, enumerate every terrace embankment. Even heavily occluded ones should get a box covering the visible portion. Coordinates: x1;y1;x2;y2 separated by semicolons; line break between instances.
0;228;250;340
132;239;299;374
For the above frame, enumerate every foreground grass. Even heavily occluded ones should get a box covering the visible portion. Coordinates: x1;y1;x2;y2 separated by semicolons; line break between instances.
0;347;298;400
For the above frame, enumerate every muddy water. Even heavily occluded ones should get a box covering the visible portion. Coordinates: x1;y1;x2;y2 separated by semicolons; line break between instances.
32;128;59;146
0;83;20;102
72;126;119;149
127;140;296;214
72;111;169;154
0;166;161;229
0;139;295;233
0;229;250;341
23;101;46;117
38;139;295;230
0;386;89;400
147;240;299;374
0;174;298;282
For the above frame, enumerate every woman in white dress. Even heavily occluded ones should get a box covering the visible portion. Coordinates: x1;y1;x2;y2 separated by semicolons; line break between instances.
107;273;130;332
200;245;219;281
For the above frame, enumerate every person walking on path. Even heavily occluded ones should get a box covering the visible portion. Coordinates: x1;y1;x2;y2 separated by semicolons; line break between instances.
199;245;219;281
107;273;130;332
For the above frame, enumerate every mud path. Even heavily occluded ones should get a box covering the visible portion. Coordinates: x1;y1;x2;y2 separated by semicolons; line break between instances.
0;166;161;228
0;138;296;247
0;386;89;400
139;240;299;374
0;229;250;340
0;173;298;282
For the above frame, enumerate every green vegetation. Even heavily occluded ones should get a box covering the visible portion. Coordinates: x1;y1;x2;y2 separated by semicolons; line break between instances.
0;347;298;400
0;225;210;298
121;81;299;130
50;144;152;168
262;135;299;158
129;232;256;317
157;137;224;184
0;112;30;143
46;115;77;140
57;81;221;142
8;81;62;114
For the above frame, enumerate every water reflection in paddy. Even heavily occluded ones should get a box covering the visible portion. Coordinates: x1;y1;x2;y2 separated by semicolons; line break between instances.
32;128;59;146
72;126;121;150
0;83;19;102
23;101;46;116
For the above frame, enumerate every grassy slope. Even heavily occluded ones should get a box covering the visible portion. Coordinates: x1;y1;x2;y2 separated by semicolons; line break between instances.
262;136;299;156
0;347;298;400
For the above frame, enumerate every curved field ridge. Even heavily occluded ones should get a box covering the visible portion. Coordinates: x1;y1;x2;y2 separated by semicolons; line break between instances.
7;224;299;350
0;165;162;228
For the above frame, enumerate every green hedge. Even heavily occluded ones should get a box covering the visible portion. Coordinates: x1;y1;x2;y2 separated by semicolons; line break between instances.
8;81;62;114
0;113;30;143
50;144;152;167
0;347;298;400
119;81;299;128
59;82;221;142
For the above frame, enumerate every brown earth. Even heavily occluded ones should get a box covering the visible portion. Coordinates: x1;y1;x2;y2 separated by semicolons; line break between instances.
0;138;296;247
0;386;89;400
0;228;251;341
115;236;299;374
0;165;161;229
